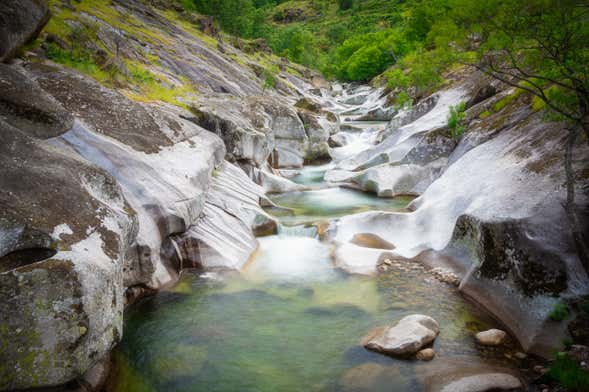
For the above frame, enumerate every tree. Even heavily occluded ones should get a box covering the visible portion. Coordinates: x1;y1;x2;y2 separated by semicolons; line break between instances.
445;0;589;272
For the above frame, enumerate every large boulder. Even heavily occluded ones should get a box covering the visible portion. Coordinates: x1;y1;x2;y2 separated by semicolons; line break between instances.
362;314;440;356
172;161;272;270
475;329;507;346
0;120;133;390
0;0;50;62
347;159;447;197
188;96;272;166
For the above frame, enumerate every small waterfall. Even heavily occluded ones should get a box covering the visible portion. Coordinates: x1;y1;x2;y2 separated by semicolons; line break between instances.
277;224;318;238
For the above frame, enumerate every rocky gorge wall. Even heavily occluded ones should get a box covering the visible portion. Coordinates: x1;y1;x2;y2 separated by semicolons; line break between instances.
325;73;589;358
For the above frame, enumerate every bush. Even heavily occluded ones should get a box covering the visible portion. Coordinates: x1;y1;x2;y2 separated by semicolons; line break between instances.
447;102;466;139
548;354;589;391
549;303;570;321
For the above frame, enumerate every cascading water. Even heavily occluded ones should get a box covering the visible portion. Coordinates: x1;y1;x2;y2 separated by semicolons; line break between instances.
276;224;318;238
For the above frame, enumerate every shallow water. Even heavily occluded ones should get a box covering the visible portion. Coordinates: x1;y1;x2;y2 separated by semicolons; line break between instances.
109;238;517;392
268;187;413;226
109;90;522;392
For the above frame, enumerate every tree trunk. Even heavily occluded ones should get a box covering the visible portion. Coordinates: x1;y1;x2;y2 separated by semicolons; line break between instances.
564;126;589;276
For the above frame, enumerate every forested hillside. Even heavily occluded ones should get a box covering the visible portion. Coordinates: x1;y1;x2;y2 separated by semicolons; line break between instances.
184;0;588;113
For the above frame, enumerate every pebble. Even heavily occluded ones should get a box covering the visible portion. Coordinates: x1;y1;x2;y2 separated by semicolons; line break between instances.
416;348;436;361
475;329;507;346
533;365;547;374
514;352;527;359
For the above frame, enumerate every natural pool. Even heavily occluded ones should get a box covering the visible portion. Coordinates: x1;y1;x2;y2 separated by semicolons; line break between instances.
109;228;520;391
109;240;513;392
109;165;522;392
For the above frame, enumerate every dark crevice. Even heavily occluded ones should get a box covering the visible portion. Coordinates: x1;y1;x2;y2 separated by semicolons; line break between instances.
0;247;57;273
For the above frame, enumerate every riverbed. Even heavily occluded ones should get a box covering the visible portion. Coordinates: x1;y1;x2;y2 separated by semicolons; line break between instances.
108;96;525;392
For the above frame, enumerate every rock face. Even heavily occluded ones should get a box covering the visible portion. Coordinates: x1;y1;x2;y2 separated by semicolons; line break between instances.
363;314;440;356
29;64;227;288
0;0;49;62
475;329;507;346
329;74;589;356
0;107;133;389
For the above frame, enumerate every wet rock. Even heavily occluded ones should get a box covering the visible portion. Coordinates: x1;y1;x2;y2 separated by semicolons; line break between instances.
475;329;507;346
350;233;395;250
419;359;524;392
247;165;305;193
363;314;440;356
348;159;447;197
416;348;436;361
0;0;49;62
173;162;268;270
356;106;397;121
295;97;323;113
332;99;589;356
334;243;393;275
437;373;522;392
297;109;331;162
253;213;278;237
329;132;347;147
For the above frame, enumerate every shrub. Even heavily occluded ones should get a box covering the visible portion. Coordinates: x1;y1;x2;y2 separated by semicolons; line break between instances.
337;0;354;10
447;102;466;139
548;354;589;391
549;303;570;321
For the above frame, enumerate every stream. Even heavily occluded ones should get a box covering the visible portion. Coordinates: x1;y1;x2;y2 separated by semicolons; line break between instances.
108;90;524;392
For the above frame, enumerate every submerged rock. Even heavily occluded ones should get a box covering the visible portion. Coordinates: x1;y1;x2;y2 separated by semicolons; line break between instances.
338;362;405;392
437;373;522;392
350;233;395;250
363;314;440;356
418;358;524;392
416;348;436;361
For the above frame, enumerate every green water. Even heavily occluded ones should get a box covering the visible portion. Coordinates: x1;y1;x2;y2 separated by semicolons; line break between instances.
268;187;413;226
109;165;521;392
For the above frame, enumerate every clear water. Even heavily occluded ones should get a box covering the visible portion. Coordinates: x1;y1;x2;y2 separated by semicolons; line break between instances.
268;188;413;226
109;243;518;392
109;103;521;392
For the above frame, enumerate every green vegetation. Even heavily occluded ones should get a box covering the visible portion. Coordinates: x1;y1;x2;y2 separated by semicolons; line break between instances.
549;303;570;322
548;354;589;391
447;102;466;139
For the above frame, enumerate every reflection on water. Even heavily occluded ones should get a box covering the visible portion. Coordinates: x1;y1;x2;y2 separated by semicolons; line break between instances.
268;187;413;226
